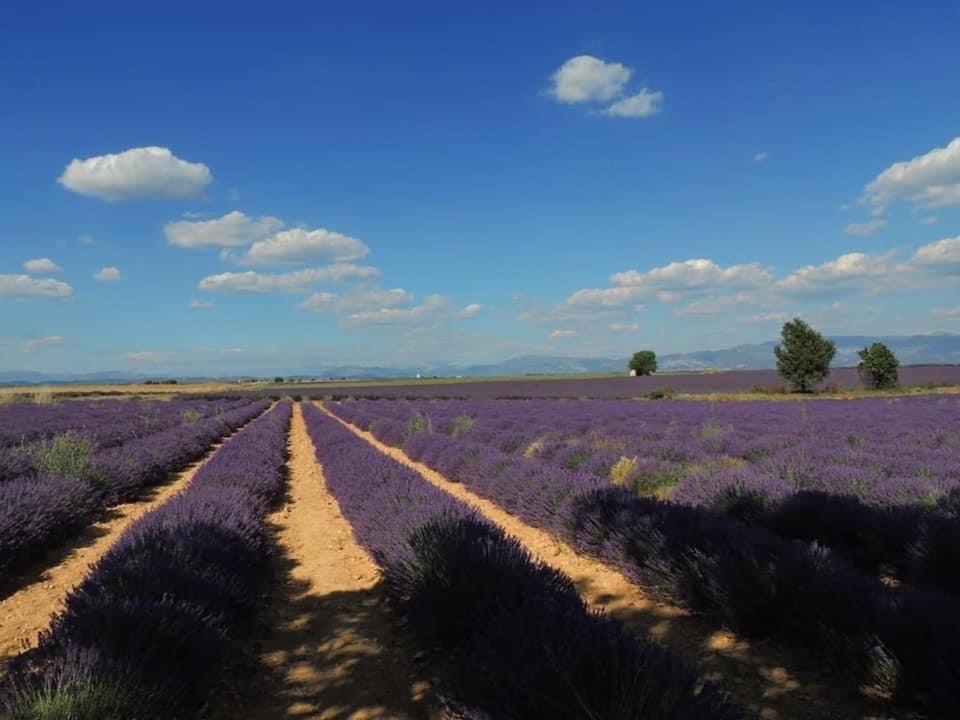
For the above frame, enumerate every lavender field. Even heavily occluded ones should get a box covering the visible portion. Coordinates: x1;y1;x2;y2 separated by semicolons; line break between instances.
289;364;960;399
4;392;960;718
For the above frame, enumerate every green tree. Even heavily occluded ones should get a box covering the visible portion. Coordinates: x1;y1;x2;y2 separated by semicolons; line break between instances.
629;350;657;376
774;318;836;392
858;342;899;389
274;376;285;384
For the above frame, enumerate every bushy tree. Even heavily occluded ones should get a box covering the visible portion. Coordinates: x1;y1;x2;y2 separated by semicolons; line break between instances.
774;318;836;392
629;350;657;376
858;342;899;389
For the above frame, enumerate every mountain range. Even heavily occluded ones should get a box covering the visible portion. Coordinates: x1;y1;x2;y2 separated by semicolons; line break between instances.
2;333;959;384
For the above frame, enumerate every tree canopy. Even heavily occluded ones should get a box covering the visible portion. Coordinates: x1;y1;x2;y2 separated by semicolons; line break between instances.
774;318;836;392
629;350;657;376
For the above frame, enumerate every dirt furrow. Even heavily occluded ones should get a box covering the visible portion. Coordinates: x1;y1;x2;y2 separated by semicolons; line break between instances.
0;408;271;667
322;403;900;720
210;403;433;720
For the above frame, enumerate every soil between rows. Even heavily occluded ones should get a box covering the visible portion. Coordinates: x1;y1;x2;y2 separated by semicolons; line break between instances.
208;403;436;720
320;402;911;720
0;407;273;670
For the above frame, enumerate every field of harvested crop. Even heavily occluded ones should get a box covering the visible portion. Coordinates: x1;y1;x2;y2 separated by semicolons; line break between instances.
2;393;959;719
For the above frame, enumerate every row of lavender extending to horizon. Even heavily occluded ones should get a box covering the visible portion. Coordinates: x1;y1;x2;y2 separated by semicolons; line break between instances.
327;397;960;716
336;396;960;596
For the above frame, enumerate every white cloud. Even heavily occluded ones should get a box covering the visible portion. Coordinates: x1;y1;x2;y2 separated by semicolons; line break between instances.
22;336;63;352
548;55;631;103
459;303;483;318
565;285;648;308
165;211;282;248
198;264;379;293
865;136;960;208
844;218;888;237
920;216;940;225
79;234;95;245
342;294;450;327
299;287;413;313
550;329;577;339
94;266;121;281
122;351;175;364
753;152;771;163
611;259;773;290
777;252;895;295
602;89;663;118
911;235;960;270
59;146;212;201
0;274;73;299
609;322;640;333
738;311;790;324
190;298;215;309
240;227;369;265
24;258;62;273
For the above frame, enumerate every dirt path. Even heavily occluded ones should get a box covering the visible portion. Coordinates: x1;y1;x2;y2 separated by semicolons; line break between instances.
210;403;434;720
0;409;269;668
322;404;904;720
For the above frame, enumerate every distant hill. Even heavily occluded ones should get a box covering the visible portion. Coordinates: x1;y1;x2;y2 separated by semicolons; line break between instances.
3;333;959;384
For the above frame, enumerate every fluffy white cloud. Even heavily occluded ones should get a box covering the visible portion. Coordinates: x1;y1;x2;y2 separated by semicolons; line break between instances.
94;266;122;281
565;285;648;308
921;216;940;225
166;211;282;248
0;274;73;299
547;55;664;120
550;329;577;339
299;287;413;313
24;258;62;273
865;136;960;208
777;252;894;295
609;322;641;333
459;303;483;318
22;336;63;351
190;298;215;309
754;152;771;163
844;219;887;237
342;294;450;327
611;259;773;290
602;89;663;118
562;258;773;310
198;264;379;293
548;55;631;103
240;227;369;265
911;235;960;270
59;147;212;201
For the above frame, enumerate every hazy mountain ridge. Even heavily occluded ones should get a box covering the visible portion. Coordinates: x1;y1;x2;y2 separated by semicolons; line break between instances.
3;333;959;384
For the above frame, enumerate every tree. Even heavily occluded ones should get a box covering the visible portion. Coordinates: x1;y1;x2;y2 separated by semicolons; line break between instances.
274;376;285;384
629;350;657;376
858;342;899;389
774;318;836;392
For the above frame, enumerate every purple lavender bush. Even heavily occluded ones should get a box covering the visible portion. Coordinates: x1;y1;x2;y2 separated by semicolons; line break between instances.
302;404;744;720
0;402;291;719
327;399;960;716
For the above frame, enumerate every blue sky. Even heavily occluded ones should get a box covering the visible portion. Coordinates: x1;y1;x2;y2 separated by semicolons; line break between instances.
2;1;959;375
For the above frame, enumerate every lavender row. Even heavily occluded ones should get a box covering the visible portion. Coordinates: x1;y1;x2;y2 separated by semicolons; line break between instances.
0;399;271;590
329;400;960;715
0;397;252;449
337;396;960;507
1;402;292;719
302;404;743;719
336;398;960;594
